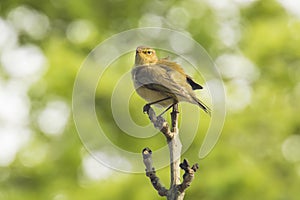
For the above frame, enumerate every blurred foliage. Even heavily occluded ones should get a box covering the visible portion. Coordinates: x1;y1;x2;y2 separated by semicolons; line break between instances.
1;0;300;200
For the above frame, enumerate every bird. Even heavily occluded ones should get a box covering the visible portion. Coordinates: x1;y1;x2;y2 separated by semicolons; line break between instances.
131;46;211;115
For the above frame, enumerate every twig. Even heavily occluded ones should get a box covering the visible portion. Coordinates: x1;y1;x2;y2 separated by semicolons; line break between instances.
142;148;168;197
144;105;173;139
142;105;199;200
178;159;199;193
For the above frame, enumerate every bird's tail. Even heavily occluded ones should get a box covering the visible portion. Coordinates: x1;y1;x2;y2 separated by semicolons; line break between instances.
195;98;211;116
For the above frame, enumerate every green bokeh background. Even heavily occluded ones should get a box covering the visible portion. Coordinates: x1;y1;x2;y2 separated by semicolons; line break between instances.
1;0;300;199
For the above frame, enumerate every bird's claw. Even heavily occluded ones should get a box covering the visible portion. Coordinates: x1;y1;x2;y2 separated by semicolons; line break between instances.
143;104;151;113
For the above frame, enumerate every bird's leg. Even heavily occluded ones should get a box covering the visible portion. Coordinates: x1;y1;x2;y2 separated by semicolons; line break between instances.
143;97;172;113
158;104;175;117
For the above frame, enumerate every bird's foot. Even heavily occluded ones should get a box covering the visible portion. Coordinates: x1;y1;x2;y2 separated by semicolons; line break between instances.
143;104;151;113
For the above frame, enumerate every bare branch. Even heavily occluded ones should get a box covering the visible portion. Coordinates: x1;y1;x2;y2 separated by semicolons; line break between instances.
142;104;198;200
178;159;199;193
144;105;173;139
142;147;168;197
168;105;181;187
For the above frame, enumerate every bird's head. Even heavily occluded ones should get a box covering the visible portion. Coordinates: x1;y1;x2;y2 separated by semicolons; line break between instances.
135;46;158;65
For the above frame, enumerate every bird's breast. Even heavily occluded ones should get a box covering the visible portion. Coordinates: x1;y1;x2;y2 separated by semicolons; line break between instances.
135;86;174;107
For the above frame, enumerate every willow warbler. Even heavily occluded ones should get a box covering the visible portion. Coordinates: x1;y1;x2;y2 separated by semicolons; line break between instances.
131;46;210;115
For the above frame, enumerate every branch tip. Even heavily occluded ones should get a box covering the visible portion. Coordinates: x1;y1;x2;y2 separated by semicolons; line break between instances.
192;163;199;172
178;159;199;193
142;147;152;155
141;146;168;197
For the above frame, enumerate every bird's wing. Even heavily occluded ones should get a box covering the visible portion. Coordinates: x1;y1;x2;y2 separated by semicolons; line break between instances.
132;64;195;101
157;59;203;90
